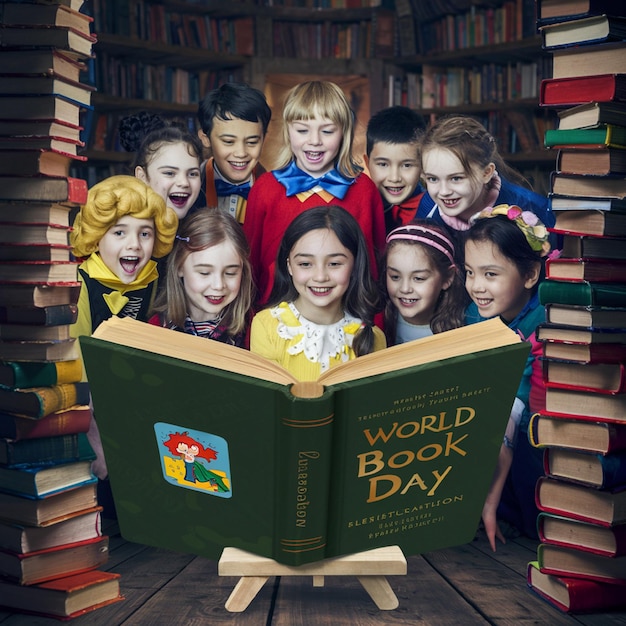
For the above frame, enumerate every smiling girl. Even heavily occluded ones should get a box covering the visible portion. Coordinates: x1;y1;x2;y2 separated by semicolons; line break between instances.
243;80;386;303
149;209;254;347
250;205;385;381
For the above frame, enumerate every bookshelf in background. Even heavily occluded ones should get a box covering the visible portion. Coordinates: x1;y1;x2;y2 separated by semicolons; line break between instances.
391;0;555;194
526;0;626;614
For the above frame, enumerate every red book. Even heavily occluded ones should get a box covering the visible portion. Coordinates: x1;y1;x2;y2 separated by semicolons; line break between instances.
542;340;626;364
540;74;626;107
0;535;109;585
0;176;87;204
530;411;626;454
0;569;123;620
0;405;91;440
527;561;626;613
538;513;626;558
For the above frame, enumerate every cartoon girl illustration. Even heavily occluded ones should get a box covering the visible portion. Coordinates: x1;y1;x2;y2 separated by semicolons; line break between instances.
162;431;229;493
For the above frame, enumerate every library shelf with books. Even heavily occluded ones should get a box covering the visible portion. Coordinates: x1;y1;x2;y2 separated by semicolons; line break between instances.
389;0;555;193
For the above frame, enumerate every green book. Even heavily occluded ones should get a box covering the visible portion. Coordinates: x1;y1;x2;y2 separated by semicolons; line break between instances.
0;432;94;468
545;125;626;148
539;280;626;307
80;316;529;567
0;359;83;389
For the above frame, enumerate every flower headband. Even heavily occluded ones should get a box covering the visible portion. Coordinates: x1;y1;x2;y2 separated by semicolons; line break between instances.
470;204;551;258
386;224;456;265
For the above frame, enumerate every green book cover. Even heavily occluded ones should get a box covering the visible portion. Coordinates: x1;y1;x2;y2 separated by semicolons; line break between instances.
539;280;626;307
80;317;529;566
545;125;626;148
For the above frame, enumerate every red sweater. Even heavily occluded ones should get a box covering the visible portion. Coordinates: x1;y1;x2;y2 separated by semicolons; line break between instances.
243;170;386;303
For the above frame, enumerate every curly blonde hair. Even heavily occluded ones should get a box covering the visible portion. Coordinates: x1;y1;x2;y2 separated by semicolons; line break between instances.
70;175;178;259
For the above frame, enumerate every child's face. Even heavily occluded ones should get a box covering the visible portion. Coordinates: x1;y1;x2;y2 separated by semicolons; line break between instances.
422;147;495;223
368;141;421;206
386;243;453;326
178;240;243;322
288;115;342;178
199;116;265;185
287;228;354;325
136;142;201;220
97;216;155;284
464;239;538;323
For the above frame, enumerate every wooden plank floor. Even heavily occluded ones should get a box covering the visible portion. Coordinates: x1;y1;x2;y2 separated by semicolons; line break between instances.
2;517;626;625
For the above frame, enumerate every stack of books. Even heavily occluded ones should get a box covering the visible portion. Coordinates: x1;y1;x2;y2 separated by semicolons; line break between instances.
526;0;626;614
0;0;123;620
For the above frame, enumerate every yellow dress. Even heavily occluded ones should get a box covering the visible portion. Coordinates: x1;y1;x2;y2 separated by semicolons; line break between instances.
250;301;386;382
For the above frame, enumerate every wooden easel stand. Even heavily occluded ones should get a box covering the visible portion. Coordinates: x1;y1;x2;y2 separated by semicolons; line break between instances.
218;545;407;612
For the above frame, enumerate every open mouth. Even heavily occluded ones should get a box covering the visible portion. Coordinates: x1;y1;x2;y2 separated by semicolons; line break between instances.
309;286;332;296
205;295;225;305
169;193;190;209
305;151;324;163
120;257;140;275
228;160;249;171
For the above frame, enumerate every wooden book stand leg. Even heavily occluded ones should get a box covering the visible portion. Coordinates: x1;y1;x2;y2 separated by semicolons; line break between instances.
218;546;407;612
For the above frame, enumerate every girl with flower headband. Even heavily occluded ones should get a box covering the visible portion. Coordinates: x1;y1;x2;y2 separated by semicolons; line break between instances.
243;80;386;304
148;209;254;347
464;204;551;552
415;115;553;233
250;205;386;382
381;220;468;345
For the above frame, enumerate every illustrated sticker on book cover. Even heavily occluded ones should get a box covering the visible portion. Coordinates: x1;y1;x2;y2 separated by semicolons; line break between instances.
154;423;231;498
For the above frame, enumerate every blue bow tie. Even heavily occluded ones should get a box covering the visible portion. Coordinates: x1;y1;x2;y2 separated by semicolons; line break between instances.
214;179;251;200
274;162;354;200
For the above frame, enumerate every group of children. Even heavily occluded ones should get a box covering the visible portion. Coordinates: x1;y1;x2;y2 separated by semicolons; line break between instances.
69;79;556;553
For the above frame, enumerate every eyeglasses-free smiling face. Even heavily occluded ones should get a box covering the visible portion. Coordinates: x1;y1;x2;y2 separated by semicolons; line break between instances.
178;240;243;322
136;141;201;220
368;141;421;206
386;243;453;326
287;228;354;325
464;238;539;323
200;116;265;185
422;147;495;223
97;217;155;284
287;115;343;178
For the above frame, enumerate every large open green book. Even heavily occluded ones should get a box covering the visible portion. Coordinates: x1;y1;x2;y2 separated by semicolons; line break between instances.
80;316;528;566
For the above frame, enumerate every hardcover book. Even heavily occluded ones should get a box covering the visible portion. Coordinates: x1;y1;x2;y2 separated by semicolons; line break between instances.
0;359;83;389
0;2;93;36
0;569;122;619
537;0;626;24
0;506;102;554
0;323;71;342
548;194;626;212
561;234;626;260
0;283;81;308
0;48;86;82
540;74;626;107
545;125;626;148
545;304;626;328
0;535;109;585
557;148;626;176
540;14;626;48
543;359;626;394
552;42;626;79
539;280;626;307
538;513;626;558
0;95;82;127
537;324;626;345
535;476;626;526
557;102;626;130
0;243;72;263
0;201;74;227
0;176;87;204
542;340;626;363
0;222;71;246
80;316;529;566
0;75;95;107
0;147;85;176
0;405;91;441
0;303;78;326
546;386;626;422
0;381;90;419
0;338;79;362
0;460;95;498
550;172;626;199
537;542;626;583
527;560;626;613
0;431;94;467
544;447;626;489
0;119;82;142
0;260;79;283
545;257;626;282
0;25;96;59
529;411;626;454
0;482;98;526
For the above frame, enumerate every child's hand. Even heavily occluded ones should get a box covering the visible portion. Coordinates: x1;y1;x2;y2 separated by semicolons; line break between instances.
482;497;506;552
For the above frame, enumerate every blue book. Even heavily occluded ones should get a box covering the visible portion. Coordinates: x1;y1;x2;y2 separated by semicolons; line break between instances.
545;447;626;489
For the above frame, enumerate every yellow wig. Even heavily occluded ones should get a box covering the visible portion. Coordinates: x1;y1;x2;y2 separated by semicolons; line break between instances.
71;175;178;259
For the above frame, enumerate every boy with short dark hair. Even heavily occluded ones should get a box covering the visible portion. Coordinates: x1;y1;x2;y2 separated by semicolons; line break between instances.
365;106;427;232
196;82;272;223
